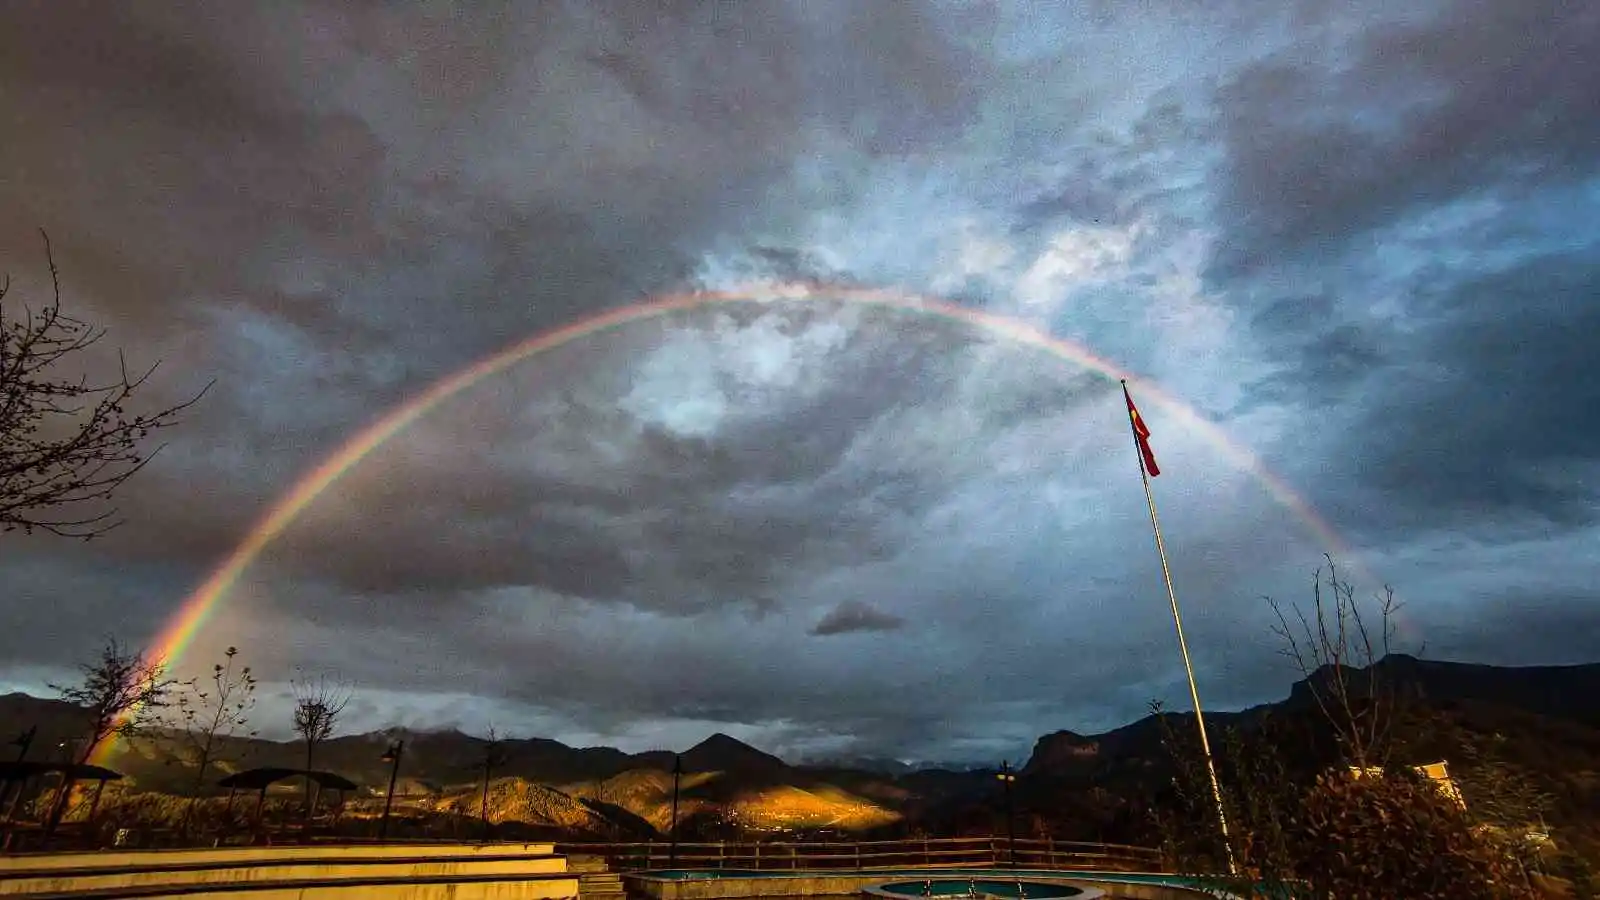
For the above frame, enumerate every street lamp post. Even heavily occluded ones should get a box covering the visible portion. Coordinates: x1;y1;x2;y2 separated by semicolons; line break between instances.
669;754;683;868
379;740;404;841
997;761;1017;869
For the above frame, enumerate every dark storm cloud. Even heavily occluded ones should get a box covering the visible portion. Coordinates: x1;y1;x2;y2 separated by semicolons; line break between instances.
1239;316;1391;408
1210;0;1600;274
0;4;390;328
1202;0;1600;552
0;0;990;578
245;304;1107;623
1330;251;1600;531
810;600;907;637
4;0;1598;762
1418;589;1600;667
295;583;1146;759
1014;96;1213;237
1247;294;1337;337
1;3;985;407
0;550;195;669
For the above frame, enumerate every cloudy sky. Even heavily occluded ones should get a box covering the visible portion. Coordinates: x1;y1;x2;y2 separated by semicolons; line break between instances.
1;0;1596;765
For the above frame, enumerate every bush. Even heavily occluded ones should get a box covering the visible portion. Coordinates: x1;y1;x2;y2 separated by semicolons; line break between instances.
1289;768;1529;900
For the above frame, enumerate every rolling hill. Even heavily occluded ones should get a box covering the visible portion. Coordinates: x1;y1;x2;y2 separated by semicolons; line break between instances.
3;654;1597;847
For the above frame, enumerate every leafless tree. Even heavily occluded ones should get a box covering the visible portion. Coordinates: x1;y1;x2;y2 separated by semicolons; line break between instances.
1155;558;1538;898
476;724;509;839
291;673;351;816
1268;555;1411;770
45;637;175;831
172;646;257;829
291;673;351;772
52;637;175;764
1;232;210;538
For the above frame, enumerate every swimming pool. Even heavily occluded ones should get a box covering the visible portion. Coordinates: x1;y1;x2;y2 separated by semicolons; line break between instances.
624;867;1227;899
635;869;1199;887
864;877;1103;899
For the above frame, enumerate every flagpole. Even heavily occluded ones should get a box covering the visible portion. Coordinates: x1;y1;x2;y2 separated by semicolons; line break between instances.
1121;380;1238;876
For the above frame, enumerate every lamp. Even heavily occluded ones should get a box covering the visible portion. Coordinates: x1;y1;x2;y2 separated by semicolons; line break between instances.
997;760;1017;868
378;740;404;840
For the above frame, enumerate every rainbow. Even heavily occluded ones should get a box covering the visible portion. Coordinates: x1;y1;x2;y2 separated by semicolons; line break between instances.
92;282;1361;765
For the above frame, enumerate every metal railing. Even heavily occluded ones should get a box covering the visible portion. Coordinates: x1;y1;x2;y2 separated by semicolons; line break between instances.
557;836;1164;873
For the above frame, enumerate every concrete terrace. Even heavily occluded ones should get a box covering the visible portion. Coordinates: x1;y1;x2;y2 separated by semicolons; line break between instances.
0;841;584;899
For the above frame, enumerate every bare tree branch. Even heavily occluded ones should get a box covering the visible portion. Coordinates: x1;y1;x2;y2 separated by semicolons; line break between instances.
45;637;176;832
171;646;257;831
1;232;211;538
49;636;176;763
1266;556;1409;769
477;723;509;839
291;671;352;823
291;672;352;773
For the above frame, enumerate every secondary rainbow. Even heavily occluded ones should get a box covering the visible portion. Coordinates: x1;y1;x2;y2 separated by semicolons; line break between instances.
91;282;1363;765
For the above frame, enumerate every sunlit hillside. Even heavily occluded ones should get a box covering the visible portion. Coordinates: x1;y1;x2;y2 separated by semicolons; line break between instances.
562;768;721;832
557;767;902;834
724;783;902;832
430;777;608;830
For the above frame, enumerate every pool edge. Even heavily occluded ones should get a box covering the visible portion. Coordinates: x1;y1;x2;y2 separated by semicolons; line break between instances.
623;869;1217;900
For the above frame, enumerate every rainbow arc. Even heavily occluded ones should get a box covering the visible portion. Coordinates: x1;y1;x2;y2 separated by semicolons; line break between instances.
92;283;1365;766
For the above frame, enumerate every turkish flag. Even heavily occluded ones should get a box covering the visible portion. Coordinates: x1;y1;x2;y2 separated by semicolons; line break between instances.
1123;385;1161;477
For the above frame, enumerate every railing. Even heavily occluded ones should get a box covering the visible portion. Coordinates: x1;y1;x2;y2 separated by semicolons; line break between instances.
557;836;1164;873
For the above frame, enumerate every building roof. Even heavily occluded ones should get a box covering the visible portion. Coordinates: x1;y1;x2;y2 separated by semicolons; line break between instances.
0;760;123;783
217;767;359;792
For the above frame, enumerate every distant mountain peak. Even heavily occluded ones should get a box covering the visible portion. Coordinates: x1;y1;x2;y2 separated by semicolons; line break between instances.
686;733;751;753
681;733;787;771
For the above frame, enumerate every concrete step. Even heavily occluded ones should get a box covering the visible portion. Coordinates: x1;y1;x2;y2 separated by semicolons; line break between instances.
577;869;625;899
0;857;570;896
2;871;581;900
566;856;610;873
0;844;560;874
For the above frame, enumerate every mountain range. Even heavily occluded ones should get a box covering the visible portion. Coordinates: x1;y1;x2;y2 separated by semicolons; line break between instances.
3;654;1597;849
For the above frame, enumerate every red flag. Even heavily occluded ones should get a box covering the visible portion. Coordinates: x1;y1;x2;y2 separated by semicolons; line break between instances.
1123;383;1161;477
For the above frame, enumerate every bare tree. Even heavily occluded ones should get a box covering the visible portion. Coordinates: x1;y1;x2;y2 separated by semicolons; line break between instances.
45;637;175;831
291;673;351;816
52;637;175;764
1;232;210;538
1267;555;1418;770
291;673;351;772
1155;559;1538;899
172;646;257;829
477;724;508;841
